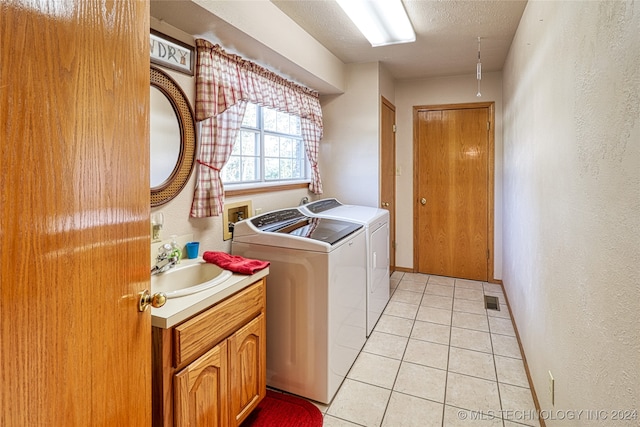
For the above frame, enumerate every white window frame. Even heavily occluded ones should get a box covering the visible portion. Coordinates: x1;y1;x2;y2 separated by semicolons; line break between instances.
221;103;311;191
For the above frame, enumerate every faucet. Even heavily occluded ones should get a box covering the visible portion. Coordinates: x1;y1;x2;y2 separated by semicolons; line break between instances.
151;243;180;275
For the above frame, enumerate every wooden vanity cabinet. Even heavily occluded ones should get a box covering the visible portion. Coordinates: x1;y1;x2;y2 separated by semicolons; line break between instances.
152;279;267;427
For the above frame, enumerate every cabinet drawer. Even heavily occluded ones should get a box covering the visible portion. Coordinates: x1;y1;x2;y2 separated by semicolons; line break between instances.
173;279;265;368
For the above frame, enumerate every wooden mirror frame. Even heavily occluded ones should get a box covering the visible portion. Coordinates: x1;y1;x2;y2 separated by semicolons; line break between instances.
150;66;196;207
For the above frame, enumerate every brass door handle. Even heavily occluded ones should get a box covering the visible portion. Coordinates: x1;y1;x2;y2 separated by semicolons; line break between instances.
420;198;427;205
138;289;167;312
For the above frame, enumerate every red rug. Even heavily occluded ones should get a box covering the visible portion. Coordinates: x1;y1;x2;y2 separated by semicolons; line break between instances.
241;390;323;427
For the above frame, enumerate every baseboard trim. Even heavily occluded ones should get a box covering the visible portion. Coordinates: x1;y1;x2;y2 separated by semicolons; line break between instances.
500;281;546;427
392;266;414;273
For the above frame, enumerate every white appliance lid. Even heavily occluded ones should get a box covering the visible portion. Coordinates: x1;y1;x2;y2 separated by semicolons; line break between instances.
248;208;363;246
302;199;388;224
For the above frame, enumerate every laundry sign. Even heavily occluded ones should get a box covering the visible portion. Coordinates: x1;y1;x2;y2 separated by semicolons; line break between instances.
150;30;194;76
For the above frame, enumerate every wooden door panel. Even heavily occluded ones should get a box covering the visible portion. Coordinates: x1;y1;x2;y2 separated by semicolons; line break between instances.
174;342;229;427
228;314;266;426
416;107;489;281
0;1;150;425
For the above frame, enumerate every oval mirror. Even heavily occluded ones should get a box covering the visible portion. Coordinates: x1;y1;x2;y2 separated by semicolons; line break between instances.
150;86;181;188
150;66;196;207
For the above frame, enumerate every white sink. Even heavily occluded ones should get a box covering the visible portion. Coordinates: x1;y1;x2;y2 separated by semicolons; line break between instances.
151;258;233;299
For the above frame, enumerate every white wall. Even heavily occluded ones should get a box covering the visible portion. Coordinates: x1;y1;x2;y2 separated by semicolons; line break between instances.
394;72;503;277
320;62;382;207
379;62;395;105
502;1;640;423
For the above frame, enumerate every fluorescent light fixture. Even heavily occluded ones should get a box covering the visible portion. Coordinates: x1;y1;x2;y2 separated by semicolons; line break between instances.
336;0;415;47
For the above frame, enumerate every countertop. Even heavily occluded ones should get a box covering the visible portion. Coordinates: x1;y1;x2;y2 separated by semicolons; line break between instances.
151;263;269;329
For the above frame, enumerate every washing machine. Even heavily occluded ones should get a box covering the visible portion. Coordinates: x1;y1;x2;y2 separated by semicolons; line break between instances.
231;208;366;404
300;198;390;336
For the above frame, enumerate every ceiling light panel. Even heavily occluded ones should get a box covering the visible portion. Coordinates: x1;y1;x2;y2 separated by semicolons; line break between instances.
336;0;415;47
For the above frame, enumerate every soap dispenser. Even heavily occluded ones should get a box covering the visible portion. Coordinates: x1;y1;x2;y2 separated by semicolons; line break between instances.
169;235;182;261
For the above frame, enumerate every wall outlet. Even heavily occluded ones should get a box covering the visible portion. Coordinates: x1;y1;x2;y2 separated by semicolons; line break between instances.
548;371;555;406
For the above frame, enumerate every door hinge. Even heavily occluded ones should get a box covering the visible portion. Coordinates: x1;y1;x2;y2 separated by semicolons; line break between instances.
487;121;490;131
392;124;397;133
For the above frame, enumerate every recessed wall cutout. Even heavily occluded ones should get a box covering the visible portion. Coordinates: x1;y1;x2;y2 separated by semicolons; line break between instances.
484;295;500;310
223;200;252;241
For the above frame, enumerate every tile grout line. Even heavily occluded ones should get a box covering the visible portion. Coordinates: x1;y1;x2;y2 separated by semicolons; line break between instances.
439;276;456;427
378;273;424;427
485;281;507;427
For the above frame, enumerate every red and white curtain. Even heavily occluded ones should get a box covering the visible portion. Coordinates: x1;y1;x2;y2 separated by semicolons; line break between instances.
190;39;323;217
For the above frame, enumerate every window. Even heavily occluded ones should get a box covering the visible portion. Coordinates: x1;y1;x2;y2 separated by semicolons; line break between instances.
221;103;309;186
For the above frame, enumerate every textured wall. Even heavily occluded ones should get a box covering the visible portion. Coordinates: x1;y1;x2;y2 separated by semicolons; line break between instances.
502;1;640;424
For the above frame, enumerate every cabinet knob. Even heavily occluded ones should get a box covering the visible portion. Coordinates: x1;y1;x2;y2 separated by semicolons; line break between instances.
420;198;427;205
382;202;390;208
138;289;167;312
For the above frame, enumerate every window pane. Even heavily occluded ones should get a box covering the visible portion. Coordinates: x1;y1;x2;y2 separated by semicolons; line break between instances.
291;116;301;135
231;137;241;155
242;103;258;127
295;140;305;158
264;158;279;180
264;135;279;157
276;111;290;134
241;157;258;181
280;159;293;179
263;107;277;132
280;138;293;158
240;131;258;156
222;157;241;182
292;158;303;178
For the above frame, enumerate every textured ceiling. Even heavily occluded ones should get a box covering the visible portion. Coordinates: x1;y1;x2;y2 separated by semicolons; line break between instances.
271;0;528;80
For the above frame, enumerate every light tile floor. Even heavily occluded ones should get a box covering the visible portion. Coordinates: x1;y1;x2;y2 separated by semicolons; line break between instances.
312;272;541;427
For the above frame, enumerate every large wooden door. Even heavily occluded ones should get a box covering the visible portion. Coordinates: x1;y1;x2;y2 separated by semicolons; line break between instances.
1;1;151;425
414;104;494;281
380;97;396;271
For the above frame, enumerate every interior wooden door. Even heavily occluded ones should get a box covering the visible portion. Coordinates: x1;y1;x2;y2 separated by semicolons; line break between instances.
380;97;397;271
0;1;151;425
414;105;492;281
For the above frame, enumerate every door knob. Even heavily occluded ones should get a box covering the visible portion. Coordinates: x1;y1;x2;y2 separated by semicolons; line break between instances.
138;289;167;312
420;198;427;205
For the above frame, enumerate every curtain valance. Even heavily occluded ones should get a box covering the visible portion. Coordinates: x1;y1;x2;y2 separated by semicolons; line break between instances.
194;39;323;130
190;39;323;217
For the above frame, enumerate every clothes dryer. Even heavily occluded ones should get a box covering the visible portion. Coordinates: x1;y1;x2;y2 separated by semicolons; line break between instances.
300;198;390;336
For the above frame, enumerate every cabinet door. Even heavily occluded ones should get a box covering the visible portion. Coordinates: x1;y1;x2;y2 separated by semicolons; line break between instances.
174;341;229;427
228;314;266;426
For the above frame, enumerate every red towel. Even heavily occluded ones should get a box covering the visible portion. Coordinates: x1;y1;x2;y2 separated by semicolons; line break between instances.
203;251;270;275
